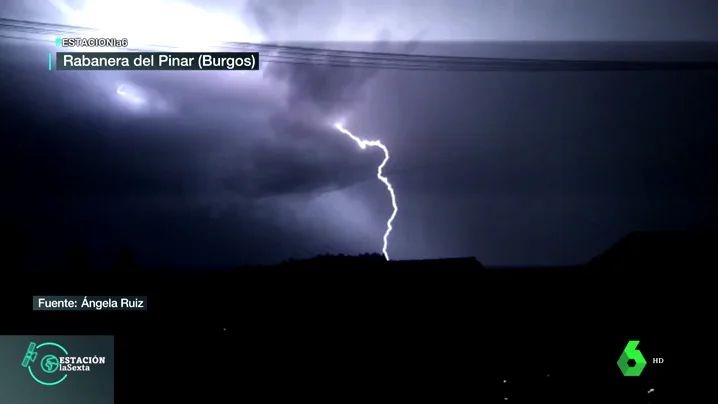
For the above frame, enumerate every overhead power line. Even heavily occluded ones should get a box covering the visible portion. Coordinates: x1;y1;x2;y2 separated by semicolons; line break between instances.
1;17;718;72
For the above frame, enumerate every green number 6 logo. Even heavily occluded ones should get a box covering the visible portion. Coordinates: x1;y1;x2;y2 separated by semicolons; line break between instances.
617;340;647;376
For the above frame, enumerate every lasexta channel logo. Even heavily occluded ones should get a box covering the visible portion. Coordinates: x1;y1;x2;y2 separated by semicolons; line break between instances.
617;340;647;376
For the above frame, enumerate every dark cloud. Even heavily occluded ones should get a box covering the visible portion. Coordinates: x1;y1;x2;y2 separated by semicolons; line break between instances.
0;41;377;202
220;140;373;198
0;38;391;268
245;0;423;139
244;0;325;38
0;84;204;199
359;68;718;200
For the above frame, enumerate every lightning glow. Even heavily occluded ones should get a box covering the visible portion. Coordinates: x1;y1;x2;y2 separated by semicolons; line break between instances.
116;85;145;104
50;0;262;50
335;123;398;261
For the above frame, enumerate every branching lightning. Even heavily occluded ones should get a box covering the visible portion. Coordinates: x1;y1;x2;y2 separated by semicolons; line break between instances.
335;123;398;261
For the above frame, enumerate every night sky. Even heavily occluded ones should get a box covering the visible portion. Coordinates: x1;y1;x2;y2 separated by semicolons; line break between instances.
1;0;717;269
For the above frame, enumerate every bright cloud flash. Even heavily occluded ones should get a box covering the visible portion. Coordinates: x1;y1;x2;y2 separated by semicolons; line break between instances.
116;84;146;104
113;82;174;115
50;0;263;50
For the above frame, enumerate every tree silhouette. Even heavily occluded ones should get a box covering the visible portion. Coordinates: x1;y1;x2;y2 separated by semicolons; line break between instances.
280;253;386;266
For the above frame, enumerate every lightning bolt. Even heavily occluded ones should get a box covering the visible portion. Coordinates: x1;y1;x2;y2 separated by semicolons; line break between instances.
335;123;398;261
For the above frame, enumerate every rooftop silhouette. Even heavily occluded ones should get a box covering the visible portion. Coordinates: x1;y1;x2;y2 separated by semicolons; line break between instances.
588;228;718;269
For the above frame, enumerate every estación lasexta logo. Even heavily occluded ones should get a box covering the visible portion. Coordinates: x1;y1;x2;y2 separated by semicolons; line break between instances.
21;341;70;386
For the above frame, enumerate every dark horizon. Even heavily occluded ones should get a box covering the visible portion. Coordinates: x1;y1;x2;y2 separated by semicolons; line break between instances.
6;227;716;273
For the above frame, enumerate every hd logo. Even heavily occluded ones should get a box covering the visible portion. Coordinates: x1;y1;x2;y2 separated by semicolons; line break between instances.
21;341;107;386
617;340;647;376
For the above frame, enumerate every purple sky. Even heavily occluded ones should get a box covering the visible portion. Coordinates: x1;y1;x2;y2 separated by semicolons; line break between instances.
1;0;717;268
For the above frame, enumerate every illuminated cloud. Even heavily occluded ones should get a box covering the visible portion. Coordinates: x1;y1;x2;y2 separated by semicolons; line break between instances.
50;0;263;50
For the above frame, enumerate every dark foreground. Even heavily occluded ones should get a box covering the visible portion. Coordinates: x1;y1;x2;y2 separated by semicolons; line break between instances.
4;265;690;402
4;229;713;403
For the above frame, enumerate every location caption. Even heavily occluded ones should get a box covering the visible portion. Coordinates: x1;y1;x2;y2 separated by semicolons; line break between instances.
33;296;148;311
56;52;259;70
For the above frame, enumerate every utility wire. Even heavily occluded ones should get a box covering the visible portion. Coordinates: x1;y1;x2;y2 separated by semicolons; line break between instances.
2;17;718;71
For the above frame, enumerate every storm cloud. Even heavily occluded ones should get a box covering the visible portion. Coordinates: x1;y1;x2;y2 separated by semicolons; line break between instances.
1;0;717;268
